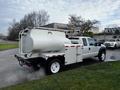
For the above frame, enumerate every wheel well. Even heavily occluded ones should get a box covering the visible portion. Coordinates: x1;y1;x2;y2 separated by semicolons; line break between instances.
47;55;65;65
99;47;106;54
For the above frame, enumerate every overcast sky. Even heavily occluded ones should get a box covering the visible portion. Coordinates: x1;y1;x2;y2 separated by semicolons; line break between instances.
0;0;120;35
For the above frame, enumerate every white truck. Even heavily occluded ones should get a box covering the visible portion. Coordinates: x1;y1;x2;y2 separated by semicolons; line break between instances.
104;39;120;48
15;27;106;74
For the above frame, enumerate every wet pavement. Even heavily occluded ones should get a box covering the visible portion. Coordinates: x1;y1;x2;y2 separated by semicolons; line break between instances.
106;48;120;61
0;49;45;88
0;48;120;88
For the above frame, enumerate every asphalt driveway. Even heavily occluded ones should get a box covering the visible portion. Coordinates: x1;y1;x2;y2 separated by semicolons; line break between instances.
0;49;45;88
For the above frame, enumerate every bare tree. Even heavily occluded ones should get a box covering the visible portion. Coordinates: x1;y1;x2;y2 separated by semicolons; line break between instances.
7;10;49;40
19;10;49;29
68;15;99;36
37;10;49;26
68;15;83;35
80;20;99;35
7;19;20;40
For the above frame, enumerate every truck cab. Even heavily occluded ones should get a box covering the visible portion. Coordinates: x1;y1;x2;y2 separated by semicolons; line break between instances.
70;37;102;59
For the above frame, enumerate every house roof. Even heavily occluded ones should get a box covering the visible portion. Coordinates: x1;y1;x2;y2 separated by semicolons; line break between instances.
41;23;69;30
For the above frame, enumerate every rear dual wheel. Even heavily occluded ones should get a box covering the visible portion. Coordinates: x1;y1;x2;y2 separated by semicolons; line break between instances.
46;59;62;74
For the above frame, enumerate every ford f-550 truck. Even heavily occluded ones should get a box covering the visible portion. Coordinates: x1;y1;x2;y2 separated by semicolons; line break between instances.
15;27;106;74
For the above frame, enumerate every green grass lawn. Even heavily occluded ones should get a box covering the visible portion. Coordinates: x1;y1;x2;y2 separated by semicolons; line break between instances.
0;43;18;51
1;61;120;90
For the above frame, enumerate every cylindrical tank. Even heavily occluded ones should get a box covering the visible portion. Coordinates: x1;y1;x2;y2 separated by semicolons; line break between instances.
20;28;71;53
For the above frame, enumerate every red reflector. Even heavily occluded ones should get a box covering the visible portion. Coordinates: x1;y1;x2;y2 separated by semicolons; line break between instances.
71;46;75;47
65;46;69;47
77;45;80;47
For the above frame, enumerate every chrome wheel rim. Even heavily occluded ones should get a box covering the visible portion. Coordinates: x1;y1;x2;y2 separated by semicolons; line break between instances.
50;62;60;73
101;53;105;60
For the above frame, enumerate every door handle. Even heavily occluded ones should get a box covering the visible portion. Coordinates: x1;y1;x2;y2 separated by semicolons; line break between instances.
89;47;91;50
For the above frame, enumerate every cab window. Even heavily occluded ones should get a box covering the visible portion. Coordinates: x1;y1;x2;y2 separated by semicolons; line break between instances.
82;38;87;46
88;38;96;46
71;40;79;44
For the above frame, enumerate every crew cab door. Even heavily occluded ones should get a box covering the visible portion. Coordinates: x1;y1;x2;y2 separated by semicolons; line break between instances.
87;38;100;56
81;38;90;59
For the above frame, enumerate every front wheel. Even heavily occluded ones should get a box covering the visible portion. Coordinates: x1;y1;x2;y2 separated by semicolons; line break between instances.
46;59;62;74
98;52;106;62
114;44;117;49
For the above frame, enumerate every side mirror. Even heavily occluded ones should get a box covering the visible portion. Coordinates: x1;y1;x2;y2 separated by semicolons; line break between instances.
94;43;98;46
90;43;94;46
95;42;101;46
90;43;98;46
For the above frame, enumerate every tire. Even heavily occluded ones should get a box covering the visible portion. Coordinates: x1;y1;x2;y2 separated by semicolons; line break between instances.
114;44;117;49
46;59;62;74
98;51;106;62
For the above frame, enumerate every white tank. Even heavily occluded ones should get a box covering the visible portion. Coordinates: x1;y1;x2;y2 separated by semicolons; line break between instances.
20;28;71;53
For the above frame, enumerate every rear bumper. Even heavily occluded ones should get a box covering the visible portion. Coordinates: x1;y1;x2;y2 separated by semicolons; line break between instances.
14;54;32;67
